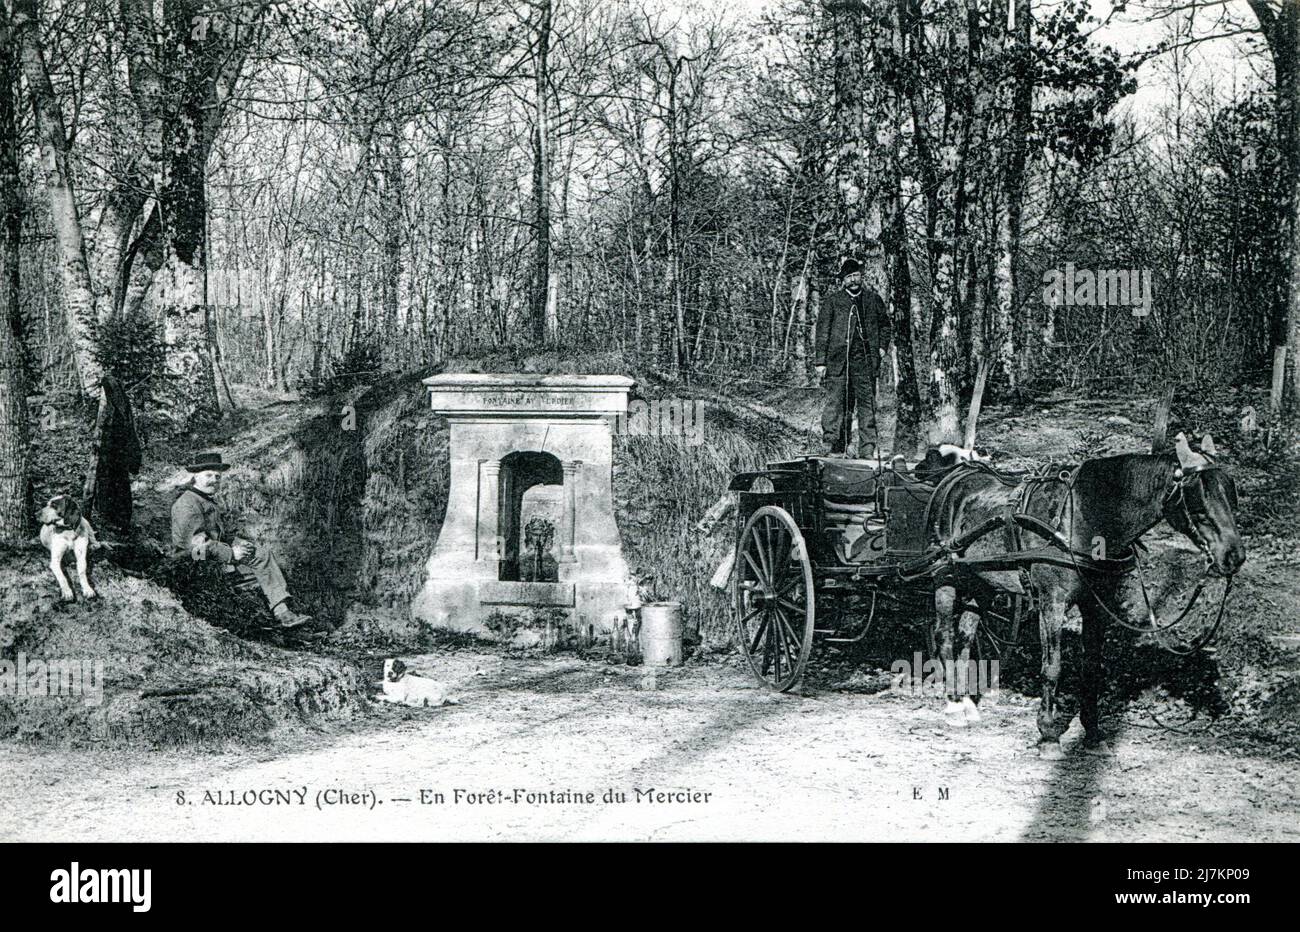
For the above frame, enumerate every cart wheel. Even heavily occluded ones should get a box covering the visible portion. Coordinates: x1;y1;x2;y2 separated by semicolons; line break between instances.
733;505;815;692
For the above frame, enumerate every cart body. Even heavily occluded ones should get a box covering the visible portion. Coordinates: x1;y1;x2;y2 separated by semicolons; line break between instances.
728;455;1031;690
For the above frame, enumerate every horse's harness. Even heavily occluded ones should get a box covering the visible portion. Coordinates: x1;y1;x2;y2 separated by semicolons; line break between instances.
1119;458;1234;655
1021;458;1225;566
922;457;1233;655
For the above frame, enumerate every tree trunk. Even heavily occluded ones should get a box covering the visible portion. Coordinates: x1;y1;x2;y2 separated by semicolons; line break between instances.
154;5;220;430
922;1;969;443
531;0;553;347
13;0;101;402
1280;3;1300;416
994;0;1032;395
955;0;989;391
790;236;815;384
1289;152;1300;417
666;56;688;375
883;0;923;455
0;16;30;542
91;183;147;324
558;137;577;343
828;1;884;264
158;255;219;431
380;132;404;362
261;286;280;390
1247;0;1300;418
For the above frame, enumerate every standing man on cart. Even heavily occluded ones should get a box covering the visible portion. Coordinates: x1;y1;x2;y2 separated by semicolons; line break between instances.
814;244;893;458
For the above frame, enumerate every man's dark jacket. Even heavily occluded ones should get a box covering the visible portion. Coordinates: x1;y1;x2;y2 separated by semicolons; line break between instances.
815;285;892;375
171;486;235;563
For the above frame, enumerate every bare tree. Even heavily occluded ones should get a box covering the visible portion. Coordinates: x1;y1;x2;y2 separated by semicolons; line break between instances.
12;0;102;401
1247;0;1300;417
530;0;554;345
993;0;1032;394
0;1;31;541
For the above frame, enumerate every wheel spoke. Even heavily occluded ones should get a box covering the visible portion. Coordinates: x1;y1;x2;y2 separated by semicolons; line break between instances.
783;610;805;656
762;612;777;675
772;573;805;599
748;613;770;655
753;520;773;586
771;611;783;681
774;531;794;587
743;550;768;589
737;602;764;630
769;611;794;678
764;517;783;587
777;596;807;618
774;522;797;591
772;605;801;674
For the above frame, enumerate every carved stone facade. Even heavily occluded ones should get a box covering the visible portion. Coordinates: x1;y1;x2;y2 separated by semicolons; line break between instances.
411;373;637;635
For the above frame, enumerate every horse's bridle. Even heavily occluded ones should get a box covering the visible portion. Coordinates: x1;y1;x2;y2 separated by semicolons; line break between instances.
1160;461;1226;570
1046;454;1236;656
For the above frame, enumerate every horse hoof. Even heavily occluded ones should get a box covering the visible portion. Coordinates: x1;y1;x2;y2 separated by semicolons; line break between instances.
961;697;981;724
1083;738;1113;757
1037;741;1064;761
944;701;967;728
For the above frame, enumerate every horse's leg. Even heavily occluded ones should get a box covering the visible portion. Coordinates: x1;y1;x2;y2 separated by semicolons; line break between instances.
1079;596;1111;753
934;584;964;726
956;608;982;723
1037;595;1069;758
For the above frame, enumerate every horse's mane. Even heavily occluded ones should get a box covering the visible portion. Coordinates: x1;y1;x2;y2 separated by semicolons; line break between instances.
1075;451;1174;504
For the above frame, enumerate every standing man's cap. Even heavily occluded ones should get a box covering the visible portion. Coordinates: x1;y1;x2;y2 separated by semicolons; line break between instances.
186;452;232;473
839;258;862;280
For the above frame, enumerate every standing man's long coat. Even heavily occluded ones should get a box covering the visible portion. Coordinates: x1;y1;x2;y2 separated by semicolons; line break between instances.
814;286;891;375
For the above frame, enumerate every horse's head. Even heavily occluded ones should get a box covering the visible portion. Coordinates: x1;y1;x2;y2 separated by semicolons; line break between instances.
1162;433;1246;577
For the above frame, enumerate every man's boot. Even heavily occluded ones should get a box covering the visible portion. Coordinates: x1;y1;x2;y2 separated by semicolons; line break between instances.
272;600;313;629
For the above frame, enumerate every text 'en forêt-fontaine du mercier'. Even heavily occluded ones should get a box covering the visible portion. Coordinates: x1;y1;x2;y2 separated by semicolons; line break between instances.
179;786;714;809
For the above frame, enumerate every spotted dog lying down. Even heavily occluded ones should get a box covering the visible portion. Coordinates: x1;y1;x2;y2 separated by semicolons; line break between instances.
36;495;98;602
381;659;456;708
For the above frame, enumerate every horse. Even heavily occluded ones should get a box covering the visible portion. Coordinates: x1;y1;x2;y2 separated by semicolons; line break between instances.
928;432;1245;759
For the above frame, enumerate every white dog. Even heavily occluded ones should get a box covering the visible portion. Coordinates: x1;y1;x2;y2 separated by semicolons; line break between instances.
36;495;97;602
913;444;989;483
934;443;988;464
381;659;455;708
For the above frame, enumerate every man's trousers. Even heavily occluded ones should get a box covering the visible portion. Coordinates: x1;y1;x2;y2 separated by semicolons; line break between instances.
821;353;878;457
224;546;291;609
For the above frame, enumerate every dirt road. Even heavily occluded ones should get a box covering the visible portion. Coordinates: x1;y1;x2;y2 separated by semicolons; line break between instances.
1;650;1296;842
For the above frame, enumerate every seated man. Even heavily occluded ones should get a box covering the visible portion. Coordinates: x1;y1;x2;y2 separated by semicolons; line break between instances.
170;451;314;630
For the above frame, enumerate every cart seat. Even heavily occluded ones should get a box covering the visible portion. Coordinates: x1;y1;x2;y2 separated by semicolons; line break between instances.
819;458;884;502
